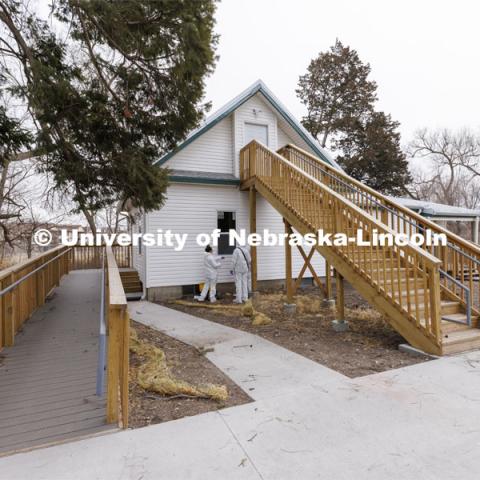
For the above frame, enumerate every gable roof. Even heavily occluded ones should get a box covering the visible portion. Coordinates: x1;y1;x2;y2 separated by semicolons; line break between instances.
154;79;341;168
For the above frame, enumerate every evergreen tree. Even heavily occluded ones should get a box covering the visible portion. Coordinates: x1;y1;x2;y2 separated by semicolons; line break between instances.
0;104;32;167
0;0;218;231
297;40;410;195
335;112;411;195
297;39;377;148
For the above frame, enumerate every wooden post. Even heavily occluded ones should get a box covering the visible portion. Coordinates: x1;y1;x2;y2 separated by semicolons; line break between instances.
106;306;122;424
249;186;257;292
0;278;3;348
429;265;442;341
381;206;389;227
56;254;60;287
284;219;294;303
3;273;15;347
325;261;333;300
120;309;129;428
249;141;256;178
336;271;345;321
36;258;45;308
106;305;130;426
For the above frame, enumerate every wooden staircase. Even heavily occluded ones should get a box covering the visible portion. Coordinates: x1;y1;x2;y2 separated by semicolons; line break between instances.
119;269;143;299
240;141;480;355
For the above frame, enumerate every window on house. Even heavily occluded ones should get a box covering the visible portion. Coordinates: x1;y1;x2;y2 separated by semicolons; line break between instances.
217;211;236;255
245;122;268;146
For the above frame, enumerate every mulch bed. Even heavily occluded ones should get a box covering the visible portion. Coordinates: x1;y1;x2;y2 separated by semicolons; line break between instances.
129;321;251;429
161;284;431;378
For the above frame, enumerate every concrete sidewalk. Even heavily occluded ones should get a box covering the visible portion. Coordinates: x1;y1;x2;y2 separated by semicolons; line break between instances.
1;301;480;479
129;300;345;400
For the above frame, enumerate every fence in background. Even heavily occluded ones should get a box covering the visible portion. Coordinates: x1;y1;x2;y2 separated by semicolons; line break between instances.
71;244;132;269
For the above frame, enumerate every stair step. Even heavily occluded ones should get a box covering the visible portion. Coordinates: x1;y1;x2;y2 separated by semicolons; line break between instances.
406;301;461;315
124;286;143;293
441;320;470;333
440;301;462;315
120;272;139;279
356;258;393;264
442;329;480;354
442;313;471;324
119;268;142;294
400;289;428;297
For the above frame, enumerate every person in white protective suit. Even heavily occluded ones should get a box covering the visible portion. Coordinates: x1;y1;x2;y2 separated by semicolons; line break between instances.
194;245;222;303
232;244;251;303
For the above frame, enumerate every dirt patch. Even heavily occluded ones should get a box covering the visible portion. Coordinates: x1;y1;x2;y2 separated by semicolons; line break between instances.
161;285;431;378
129;321;252;429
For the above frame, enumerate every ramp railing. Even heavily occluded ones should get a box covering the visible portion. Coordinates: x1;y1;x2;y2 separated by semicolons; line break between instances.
104;245;130;428
0;246;71;348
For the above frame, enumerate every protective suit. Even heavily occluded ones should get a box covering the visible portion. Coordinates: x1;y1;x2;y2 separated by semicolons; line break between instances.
195;251;222;302
232;245;251;303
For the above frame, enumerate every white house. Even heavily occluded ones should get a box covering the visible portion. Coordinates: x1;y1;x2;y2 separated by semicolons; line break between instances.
133;80;340;300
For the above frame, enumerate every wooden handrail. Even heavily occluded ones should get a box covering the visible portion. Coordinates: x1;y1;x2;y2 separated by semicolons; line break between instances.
253;142;441;266
0;245;67;281
105;245;129;428
241;140;443;344
0;246;71;348
282;143;480;256
280;143;480;318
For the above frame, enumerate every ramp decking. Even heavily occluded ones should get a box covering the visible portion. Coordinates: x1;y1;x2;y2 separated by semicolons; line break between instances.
0;270;115;456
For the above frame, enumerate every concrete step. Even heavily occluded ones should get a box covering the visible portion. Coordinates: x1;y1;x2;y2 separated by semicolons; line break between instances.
126;292;143;301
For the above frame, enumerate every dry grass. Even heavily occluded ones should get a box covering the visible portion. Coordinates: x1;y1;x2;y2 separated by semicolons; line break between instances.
251;312;273;326
130;328;228;401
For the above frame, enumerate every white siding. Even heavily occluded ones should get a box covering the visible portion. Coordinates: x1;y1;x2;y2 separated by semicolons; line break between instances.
146;183;247;287
233;94;278;177
277;116;319;155
145;184;325;288
277;125;294;149
256;195;325;281
165;115;234;174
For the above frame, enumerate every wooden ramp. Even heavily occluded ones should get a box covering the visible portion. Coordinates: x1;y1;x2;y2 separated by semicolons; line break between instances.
0;270;116;456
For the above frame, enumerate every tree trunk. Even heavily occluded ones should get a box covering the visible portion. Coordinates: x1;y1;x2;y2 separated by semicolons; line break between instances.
0;159;10;214
82;208;97;234
321;130;329;148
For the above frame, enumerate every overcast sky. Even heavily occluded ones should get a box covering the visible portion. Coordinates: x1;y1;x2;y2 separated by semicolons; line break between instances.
205;0;480;144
